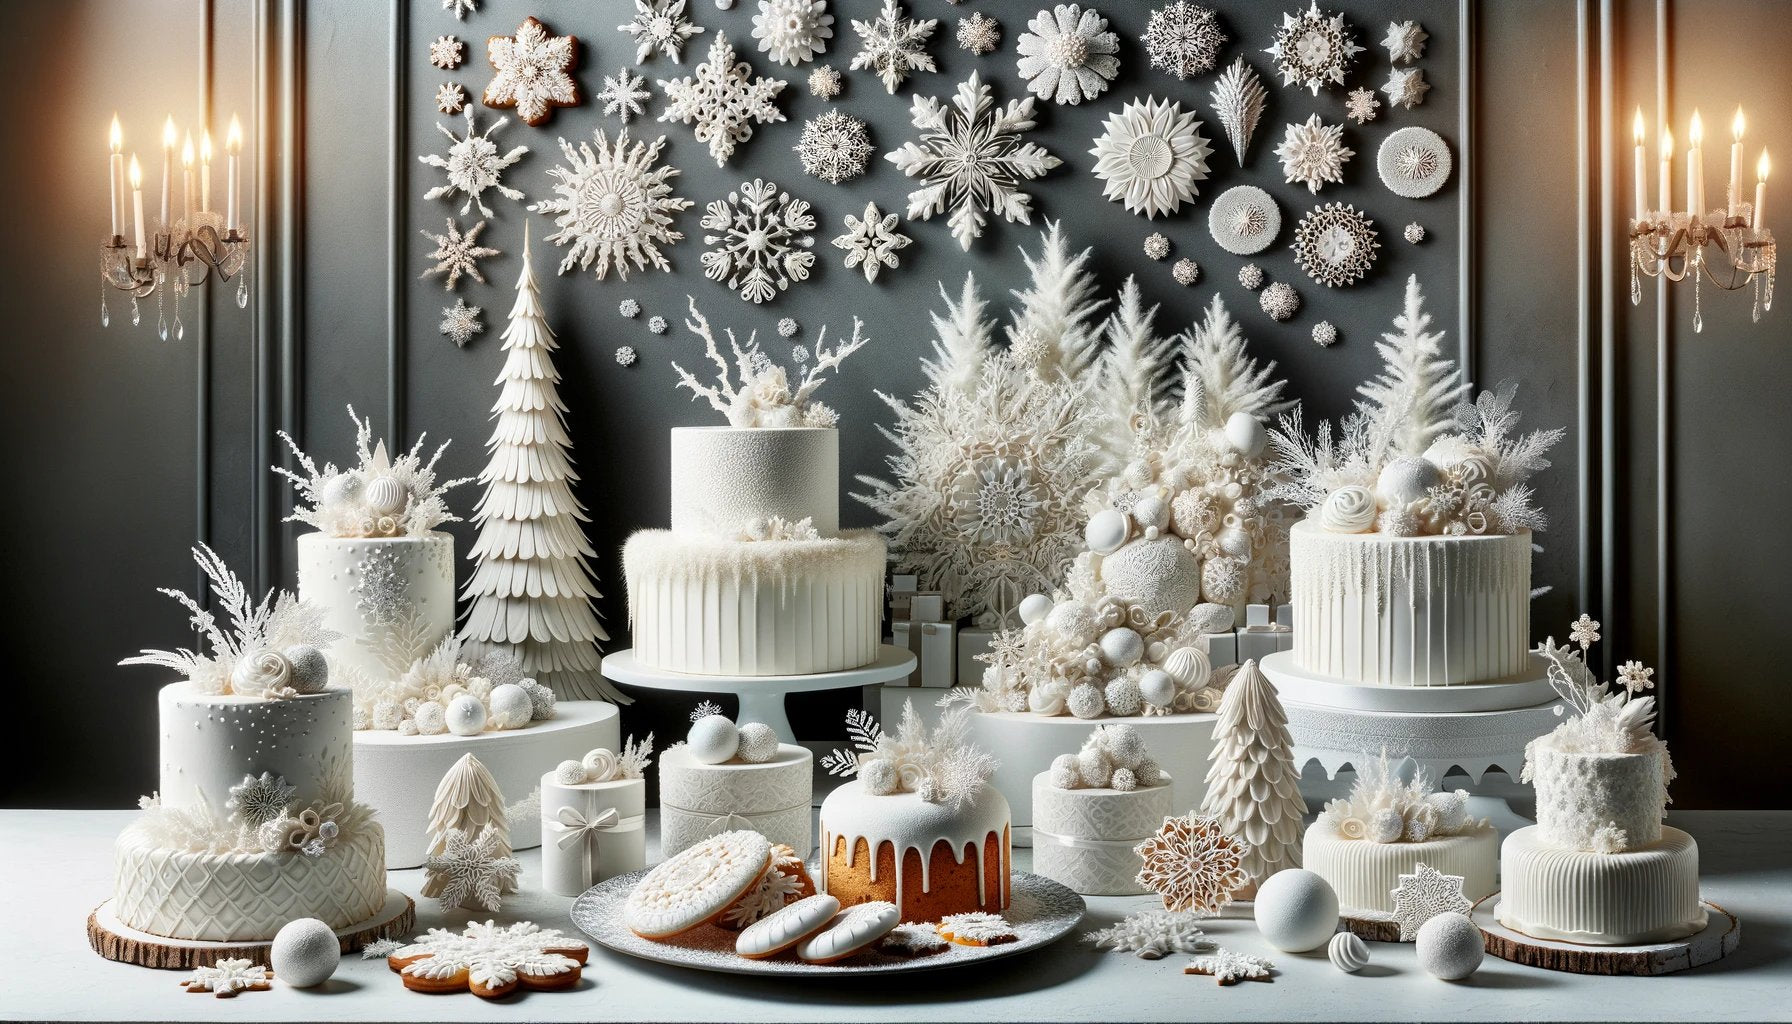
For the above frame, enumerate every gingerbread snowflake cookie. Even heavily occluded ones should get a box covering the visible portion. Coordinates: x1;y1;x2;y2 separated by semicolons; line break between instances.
389;920;589;999
623;829;773;939
1135;813;1252;915
878;923;951;957
937;911;1018;946
181;959;273;997
483;16;581;127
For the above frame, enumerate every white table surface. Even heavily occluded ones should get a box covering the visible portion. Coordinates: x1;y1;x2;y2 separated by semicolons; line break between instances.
4;809;1783;1022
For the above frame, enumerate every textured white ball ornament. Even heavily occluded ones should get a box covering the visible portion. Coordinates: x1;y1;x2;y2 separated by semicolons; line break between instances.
1253;869;1341;952
1076;744;1113;787
1132;494;1170;533
1367;807;1404;843
1162;646;1211;688
1138;669;1177;709
1328;931;1370;973
1049;753;1082;786
553;759;589;785
1100;536;1202;617
1104;677;1143;717
687;714;741;764
413;700;446;735
445;694;487;736
487;683;533;729
1018;593;1054;625
281;644;329;694
1215;526;1252;559
270;917;340;988
1067;683;1106;720
1084;508;1131;554
321;472;362;507
1098;627;1145;667
364;474;407;516
1046;602;1101;647
1102;724;1146;768
1377;456;1445;508
858;757;899;795
736;722;781;763
1416;913;1485;980
1224;412;1269;458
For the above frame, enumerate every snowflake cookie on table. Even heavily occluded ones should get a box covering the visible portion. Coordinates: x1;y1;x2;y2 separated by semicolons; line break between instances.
657;32;787;167
850;0;939;95
435;82;468;115
1275;114;1353;193
699;178;817;303
833;202;912;283
819;700;998;812
420;217;499;290
274;404;471;540
1085;908;1214;959
670;296;867;428
388;920;590;999
620;0;705;64
528;128;692;281
1089;98;1213;219
1264;1;1363;95
1143;1;1226;80
752;0;833;67
796;110;874;185
1390;862;1472;941
596;66;651;123
1135;813;1252;915
1185;949;1274;985
181;959;273;997
957;12;1000;56
482;16;580;127
419;108;527;218
430;35;465;70
1015;4;1119;106
878;923;949;957
440;297;484;346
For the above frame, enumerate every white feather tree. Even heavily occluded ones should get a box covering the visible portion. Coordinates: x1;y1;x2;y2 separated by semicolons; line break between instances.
459;225;624;704
1355;274;1469;457
926;273;996;395
1092;276;1176;466
1007;220;1108;381
1177;293;1296;430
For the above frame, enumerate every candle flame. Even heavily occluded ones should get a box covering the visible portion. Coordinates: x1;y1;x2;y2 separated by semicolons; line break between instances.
1689;109;1704;147
181;132;195;167
162;115;177;150
226;115;243;152
1760;150;1772;182
200;129;213;163
109;114;122;152
1661;127;1674;160
1634;108;1646;144
1733;106;1746;143
128;155;142;189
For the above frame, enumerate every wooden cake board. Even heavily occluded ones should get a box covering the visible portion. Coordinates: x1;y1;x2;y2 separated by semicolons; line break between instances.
1470;894;1740;975
88;889;415;970
1338;909;1407;943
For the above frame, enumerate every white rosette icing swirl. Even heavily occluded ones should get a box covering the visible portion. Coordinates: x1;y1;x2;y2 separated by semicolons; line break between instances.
231;649;295;697
1318;485;1378;534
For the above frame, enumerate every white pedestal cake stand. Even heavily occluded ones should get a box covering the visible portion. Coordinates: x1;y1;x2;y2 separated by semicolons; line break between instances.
87;889;414;970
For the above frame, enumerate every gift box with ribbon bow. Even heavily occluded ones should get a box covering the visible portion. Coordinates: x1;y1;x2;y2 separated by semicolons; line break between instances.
539;769;648;896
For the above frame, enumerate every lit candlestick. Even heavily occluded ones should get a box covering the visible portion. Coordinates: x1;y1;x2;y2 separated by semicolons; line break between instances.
108;115;124;239
1634;108;1648;222
1729;107;1745;221
1688;110;1705;218
129;155;146;258
159;115;175;227
1660;126;1674;215
181;132;196;229
225;115;241;232
1756;151;1770;232
200;129;213;214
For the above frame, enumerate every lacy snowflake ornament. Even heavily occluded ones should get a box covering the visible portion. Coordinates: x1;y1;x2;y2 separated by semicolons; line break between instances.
440;297;484;347
529;128;692;281
778;316;799;338
1089;98;1212;219
424;823;522;912
597;66;651;122
1185;949;1274;985
1259;280;1298;320
1390;862;1472;941
1173;258;1200;286
420;109;527;218
796;110;874;184
1238;263;1264;289
620;0;705;64
1383;20;1427;63
699;178;817;303
657;32;788;167
1382;66;1430;109
850;0;939;95
436;82;468;115
444;0;476;20
616;346;638;366
885;71;1062;251
1085;909;1215;959
430;35;465;70
620;298;642;318
1265;2;1363;95
1143;232;1170;260
957;13;1000;55
1404;221;1425;243
182;959;273;997
1142;2;1226;80
1209;57;1267;167
1275;114;1352;193
809;65;843;98
482;16;580;127
1015;5;1119;106
1135;813;1251;915
1312;320;1338;347
226;772;296;827
389;920;589;999
648;315;668;334
1292;203;1379;287
420;218;499;290
752;0;833;66
833;201;912;283
1345;86;1379;125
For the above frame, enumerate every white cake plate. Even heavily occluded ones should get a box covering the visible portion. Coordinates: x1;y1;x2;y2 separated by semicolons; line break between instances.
88;889;414;970
601;646;917;744
1472;894;1740;975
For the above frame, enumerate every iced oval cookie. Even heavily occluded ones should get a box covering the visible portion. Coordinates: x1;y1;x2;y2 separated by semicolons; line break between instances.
796;901;900;965
736;893;841;959
624;830;773;939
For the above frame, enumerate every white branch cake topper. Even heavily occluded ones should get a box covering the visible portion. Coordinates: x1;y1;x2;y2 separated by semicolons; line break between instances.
275;406;470;539
671;297;868;428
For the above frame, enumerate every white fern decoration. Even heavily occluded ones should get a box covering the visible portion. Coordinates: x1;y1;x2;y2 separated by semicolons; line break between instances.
926;273;996;396
820;708;885;776
1177;293;1296;430
1007;220;1108;382
1092;276;1176;467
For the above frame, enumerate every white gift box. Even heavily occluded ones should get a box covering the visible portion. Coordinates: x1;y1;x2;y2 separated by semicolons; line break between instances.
1238;602;1295;664
1030;770;1173;896
890;574;919;622
958;627;995;685
538;773;647;897
658;743;813;858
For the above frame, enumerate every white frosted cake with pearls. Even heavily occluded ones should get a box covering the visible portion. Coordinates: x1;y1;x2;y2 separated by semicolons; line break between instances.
658;710;812;857
1030;725;1172;895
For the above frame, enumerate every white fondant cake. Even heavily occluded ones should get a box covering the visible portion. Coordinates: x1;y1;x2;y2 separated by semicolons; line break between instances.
670;427;839;535
819;780;1012;924
538;771;647;897
157;685;350;813
1302;820;1498;913
1533;748;1666;851
1495;825;1706;945
658;742;813;857
1031;771;1173;895
296;532;456;683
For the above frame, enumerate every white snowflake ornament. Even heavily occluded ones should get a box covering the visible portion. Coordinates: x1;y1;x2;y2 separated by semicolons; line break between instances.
421;218;499;290
752;0;833;67
1390;862;1472;941
1135;813;1251;915
597;66;651;122
1208;184;1281;255
616;346;638;366
1275;114;1352;193
1291;202;1379;287
619;298;642;318
1085;909;1215;959
443;0;476;21
1209;57;1267;167
441;298;485;347
1238;263;1264;289
1265;2;1363;95
1185;949;1274;985
528;128;693;281
658;32;788;167
1344;86;1379;125
1173;258;1200;286
1383;20;1427;64
1259;280;1298;320
648;315;669;334
1089;97;1212;219
796;110;874;184
420;109;528;218
482;16;580;127
700;178;817;303
423;823;521;912
1142;2;1225;80
809;65;843;98
885;71;1062;251
1015;4;1119;106
621;0;706;64
1382;66;1430;110
850;0;939;95
436;82;468;115
1377;126;1452;198
388;920;589;1000
778;317;799;338
430;35;466;70
1143;232;1170;260
957;13;1000;55
1312;320;1338;346
1404;221;1425;244
833;201;912;283
181;958;273;997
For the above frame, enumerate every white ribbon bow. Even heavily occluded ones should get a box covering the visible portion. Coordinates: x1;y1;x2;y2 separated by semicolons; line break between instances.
705;812;755;836
551;805;621;851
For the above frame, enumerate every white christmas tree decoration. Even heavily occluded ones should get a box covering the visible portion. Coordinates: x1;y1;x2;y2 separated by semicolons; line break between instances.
752;0;833;66
699;178;817;303
1389;862;1471;941
1007;220;1107;381
1291;203;1380;288
672;297;866;428
1088;97;1213;219
1180;293;1296;428
431;35;465;70
422;753;517;903
482;16;580;127
809;65;843;98
795;110;874;184
1355;274;1469;456
596;66;651;122
1259;281;1299;321
885;71;1062;251
459;226;618;702
1208;57;1268;167
657;32;788;167
620;0;705;64
444;0;476;20
1381;66;1430;109
1264;2;1363;95
528;128;692;282
849;0;939;95
1015;4;1120;106
436;82;468;115
833;201;912;283
1345;87;1379;124
420;217;499;290
1198;660;1303;887
957;13;1000;55
1091;277;1176;464
1275;114;1352;193
420;108;528;217
1142;2;1226;80
1383;20;1427;63
441;298;484;346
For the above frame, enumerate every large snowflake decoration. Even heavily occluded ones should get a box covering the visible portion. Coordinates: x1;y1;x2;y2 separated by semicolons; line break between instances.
1142;2;1226;80
482;16;580;127
1381;66;1431;110
1015;5;1119;106
699;178;817;303
657;32;788;167
850;0;939;95
1085;909;1214;959
1345;86;1380;125
1089;97;1213;219
389;920;589;1000
420;109;527;217
1264;1;1363;95
1209;57;1267;167
440;297;484;347
597;66;651;122
1292;203;1379;287
796;110;874;185
181;959;273;997
1390;862;1472;941
833;201;912;283
620;0;705;64
957;13;1001;55
225;772;295;828
424;824;522;913
1383;20;1427;64
1274;113;1352;193
430;35;465;70
1135;813;1252;915
420;217;499;290
1184;949;1274;985
528;128;692;281
885;71;1063;251
752;0;833;67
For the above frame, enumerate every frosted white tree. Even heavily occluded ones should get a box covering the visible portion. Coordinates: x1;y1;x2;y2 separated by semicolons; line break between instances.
459;225;625;704
421;753;518;901
1007;221;1107;382
1355;274;1468;457
1198;660;1304;889
1177;293;1296;430
925;272;996;395
1091;277;1175;467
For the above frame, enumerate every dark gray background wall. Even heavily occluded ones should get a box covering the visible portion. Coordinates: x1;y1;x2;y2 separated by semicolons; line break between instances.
4;0;1782;808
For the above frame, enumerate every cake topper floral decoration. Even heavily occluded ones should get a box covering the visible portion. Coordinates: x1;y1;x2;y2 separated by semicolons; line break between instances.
1135;813;1252;915
1015;4;1120;106
819;700;998;811
482;16;580;128
1315;750;1488;844
275;405;471;538
671;297;867;428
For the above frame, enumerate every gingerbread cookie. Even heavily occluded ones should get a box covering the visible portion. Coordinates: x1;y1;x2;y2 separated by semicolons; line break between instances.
736;893;841;959
876;923;950;958
389;921;589;999
719;842;818;931
937;911;1018;946
482;16;580;127
796;902;900;965
624;830;773;939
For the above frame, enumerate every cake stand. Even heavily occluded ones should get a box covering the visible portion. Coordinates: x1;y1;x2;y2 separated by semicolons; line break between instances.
601;645;916;745
1472;894;1741;975
87;889;414;970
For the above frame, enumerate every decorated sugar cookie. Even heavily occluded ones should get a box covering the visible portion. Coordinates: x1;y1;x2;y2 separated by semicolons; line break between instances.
388;921;589;999
623;830;773;939
736;894;842;959
937;911;1018;946
877;923;950;957
796;901;900;964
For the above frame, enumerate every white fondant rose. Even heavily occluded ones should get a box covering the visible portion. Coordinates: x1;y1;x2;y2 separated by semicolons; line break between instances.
231;648;294;697
1319;485;1378;533
581;748;619;783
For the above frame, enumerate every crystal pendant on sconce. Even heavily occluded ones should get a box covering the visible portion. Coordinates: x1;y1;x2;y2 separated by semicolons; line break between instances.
100;294;109;327
236;274;248;309
130;294;141;326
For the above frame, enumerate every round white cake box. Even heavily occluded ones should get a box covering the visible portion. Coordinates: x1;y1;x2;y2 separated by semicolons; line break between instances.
969;710;1218;847
600;645;916;744
1472;894;1740;975
88;889;414;970
355;700;620;869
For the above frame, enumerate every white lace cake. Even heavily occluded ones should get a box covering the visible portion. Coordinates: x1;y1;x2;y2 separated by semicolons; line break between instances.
1030;725;1172;895
659;737;812;858
297;532;456;684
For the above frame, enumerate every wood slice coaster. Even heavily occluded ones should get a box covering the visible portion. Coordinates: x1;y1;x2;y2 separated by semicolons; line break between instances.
87;889;415;970
1338;909;1405;943
1471;894;1740;976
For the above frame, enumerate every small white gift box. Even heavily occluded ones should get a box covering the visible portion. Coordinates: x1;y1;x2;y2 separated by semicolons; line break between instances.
658;743;813;858
538;772;647;897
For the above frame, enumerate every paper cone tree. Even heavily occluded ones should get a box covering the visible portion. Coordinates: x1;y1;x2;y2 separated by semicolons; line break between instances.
459;223;627;703
1199;659;1305;886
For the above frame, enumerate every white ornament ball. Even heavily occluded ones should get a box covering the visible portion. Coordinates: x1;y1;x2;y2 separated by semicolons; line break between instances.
487;683;533;730
1104;677;1142;717
1076;744;1113;787
1045;601;1101;647
1367;807;1404;843
1328;931;1370;973
281;644;329;694
1133;757;1163;787
1017;593;1054;625
1100;535;1202;617
553;759;588;785
859;756;899;795
736;722;781;763
1254;869;1341;952
270;917;340;988
364;474;407;516
1162;646;1212;689
1110;767;1137;792
1084;508;1131;554
321;473;362;507
1050;753;1082;787
413;700;446;735
1215;525;1253;559
1101;724;1146;768
1138;669;1177;709
687;714;741;764
1224;412;1269;458
1067;682;1107;720
1376;456;1445;508
1132;494;1171;533
1098;627;1145;667
1415;912;1485;980
445;694;486;736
